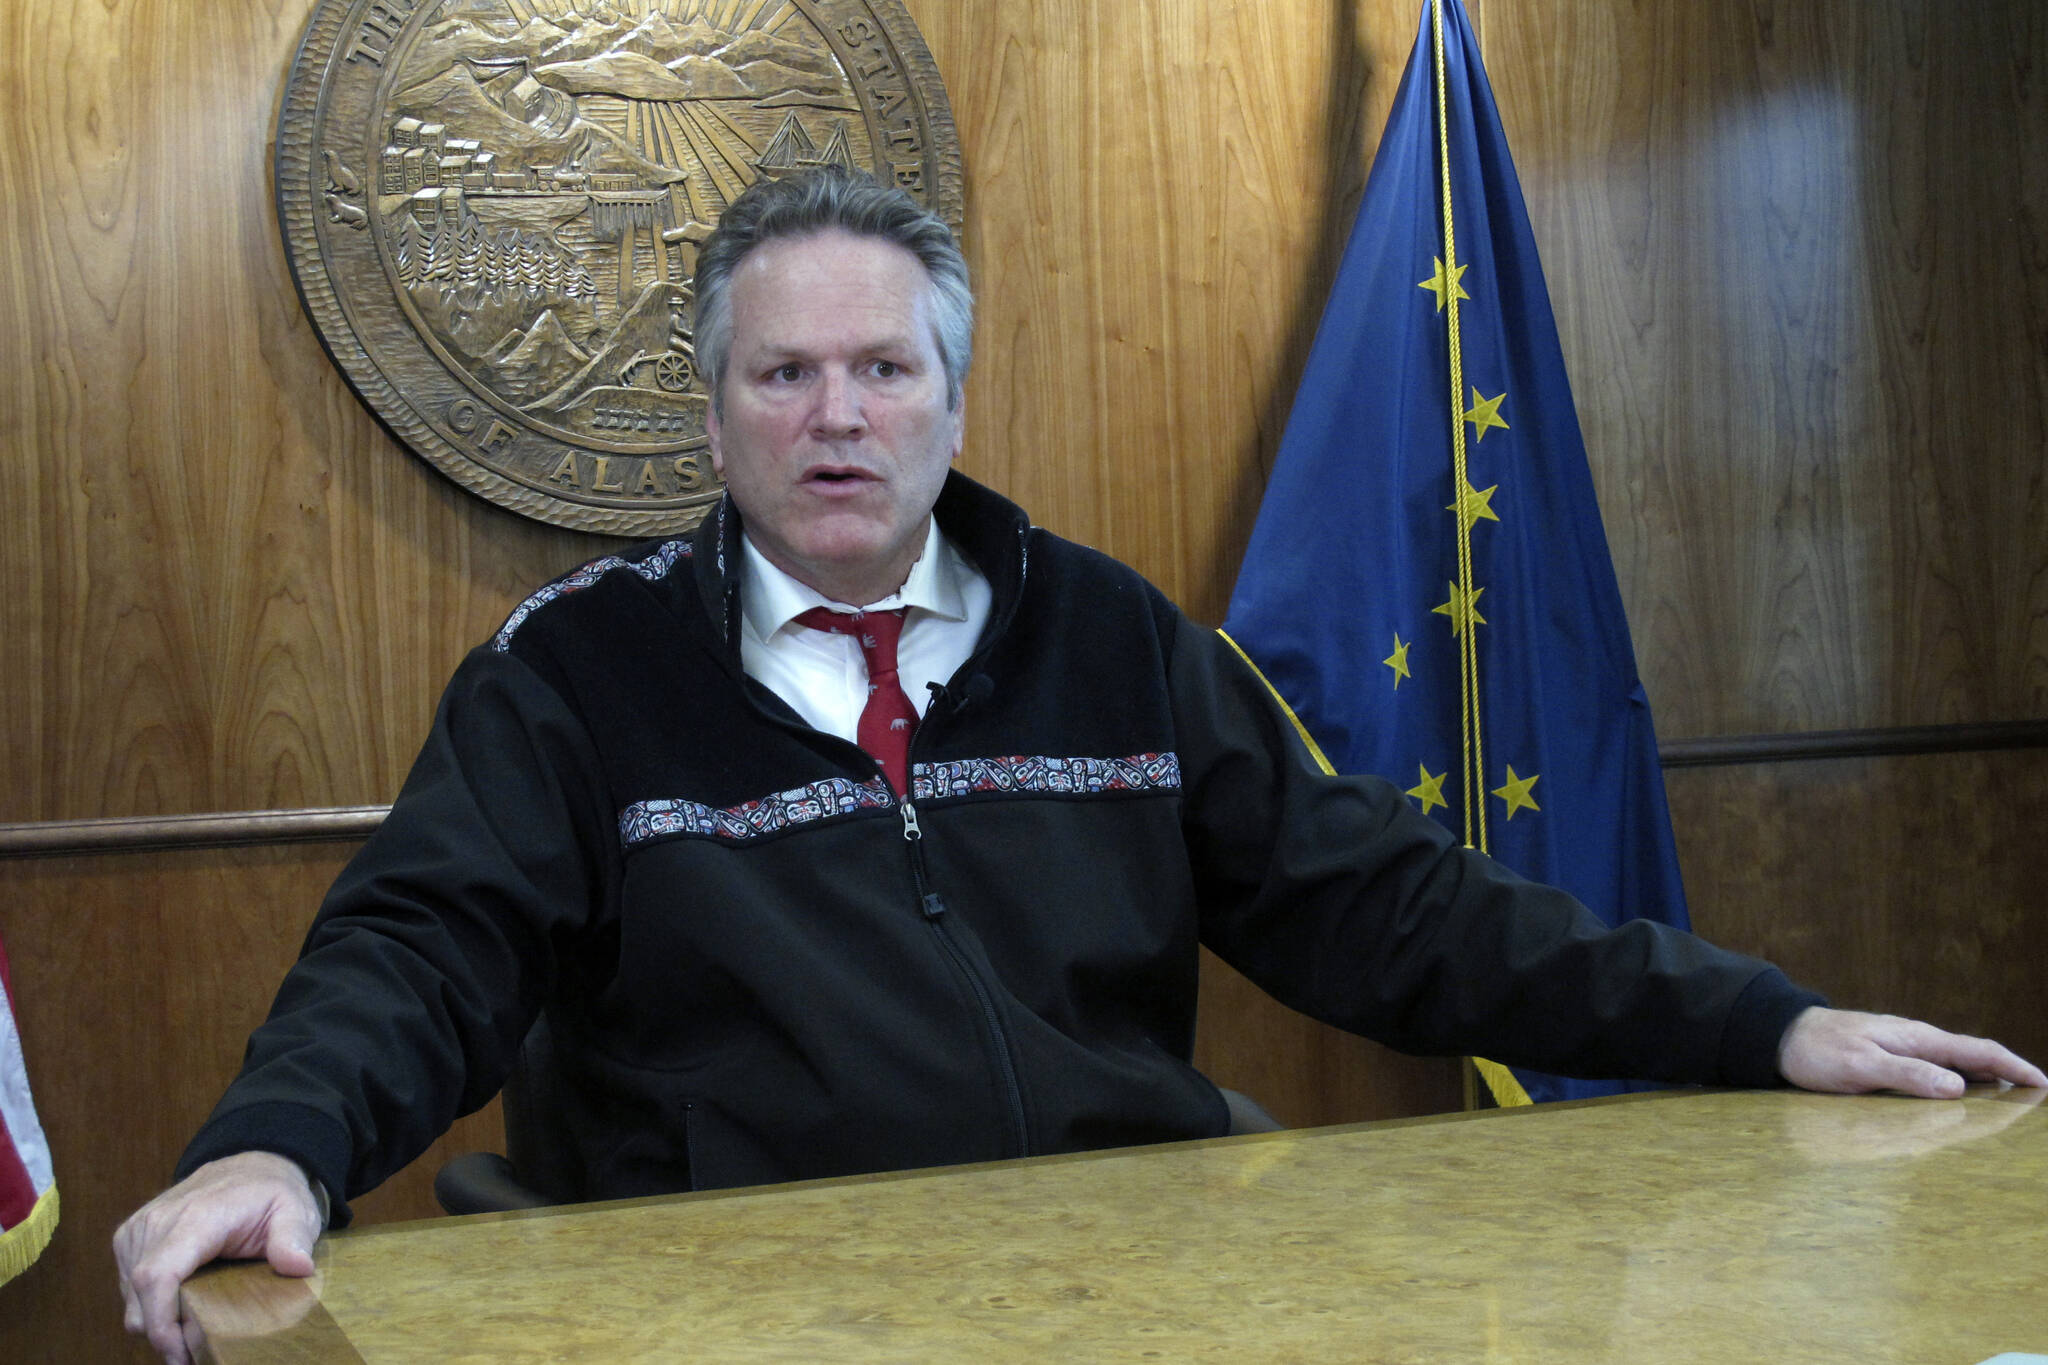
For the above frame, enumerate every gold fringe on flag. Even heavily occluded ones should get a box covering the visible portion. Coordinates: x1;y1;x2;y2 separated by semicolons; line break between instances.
0;1183;59;1286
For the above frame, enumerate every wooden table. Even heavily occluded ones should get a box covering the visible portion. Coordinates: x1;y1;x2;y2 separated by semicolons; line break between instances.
183;1088;2047;1363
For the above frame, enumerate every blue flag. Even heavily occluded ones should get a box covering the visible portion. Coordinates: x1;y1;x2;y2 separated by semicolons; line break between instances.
1222;0;1688;1105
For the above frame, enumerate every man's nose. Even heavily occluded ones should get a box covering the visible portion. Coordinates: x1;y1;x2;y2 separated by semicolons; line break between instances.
810;368;866;439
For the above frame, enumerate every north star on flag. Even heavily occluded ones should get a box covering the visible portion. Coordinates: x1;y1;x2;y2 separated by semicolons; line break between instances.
1;930;58;1286
1222;0;1690;1105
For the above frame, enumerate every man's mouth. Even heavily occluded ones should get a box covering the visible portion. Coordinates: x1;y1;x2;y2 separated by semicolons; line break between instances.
804;466;873;486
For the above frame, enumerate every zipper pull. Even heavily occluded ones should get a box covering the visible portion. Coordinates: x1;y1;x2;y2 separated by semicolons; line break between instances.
900;798;922;841
921;892;947;919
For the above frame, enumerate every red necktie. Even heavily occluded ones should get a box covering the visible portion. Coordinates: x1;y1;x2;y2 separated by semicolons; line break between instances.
794;607;917;795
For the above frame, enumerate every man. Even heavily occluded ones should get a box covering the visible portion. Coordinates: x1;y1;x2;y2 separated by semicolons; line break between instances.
117;168;2044;1361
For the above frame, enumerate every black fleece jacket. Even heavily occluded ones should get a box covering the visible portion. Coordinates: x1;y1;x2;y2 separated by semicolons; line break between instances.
180;473;1820;1223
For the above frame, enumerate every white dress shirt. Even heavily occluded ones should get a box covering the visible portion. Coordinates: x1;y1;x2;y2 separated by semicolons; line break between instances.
736;518;993;745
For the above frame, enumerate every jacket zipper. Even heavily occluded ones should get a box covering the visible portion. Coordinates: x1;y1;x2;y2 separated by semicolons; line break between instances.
901;797;1031;1158
715;517;1036;1158
887;524;1033;1156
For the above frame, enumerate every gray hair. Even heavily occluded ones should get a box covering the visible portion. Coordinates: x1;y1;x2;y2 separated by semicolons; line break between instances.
692;166;973;411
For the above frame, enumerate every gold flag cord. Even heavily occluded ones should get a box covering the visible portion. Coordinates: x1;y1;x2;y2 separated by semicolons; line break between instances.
1430;0;1486;855
1432;0;1528;1108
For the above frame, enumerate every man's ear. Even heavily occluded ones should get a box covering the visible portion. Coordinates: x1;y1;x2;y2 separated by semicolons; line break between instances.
705;397;725;476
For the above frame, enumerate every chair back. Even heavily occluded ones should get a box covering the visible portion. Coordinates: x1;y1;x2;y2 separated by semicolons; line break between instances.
500;1013;583;1204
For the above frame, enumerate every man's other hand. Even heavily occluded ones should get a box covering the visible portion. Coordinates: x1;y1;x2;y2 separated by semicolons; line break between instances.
1778;1006;2048;1098
114;1150;324;1365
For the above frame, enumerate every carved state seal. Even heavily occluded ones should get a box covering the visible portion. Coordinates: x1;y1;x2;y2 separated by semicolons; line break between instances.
278;0;961;535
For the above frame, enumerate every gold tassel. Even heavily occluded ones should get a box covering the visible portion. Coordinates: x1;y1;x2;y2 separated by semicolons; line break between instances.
1473;1057;1533;1107
0;1184;59;1286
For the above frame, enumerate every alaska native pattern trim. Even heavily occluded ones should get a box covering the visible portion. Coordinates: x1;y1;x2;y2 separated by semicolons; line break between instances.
620;776;899;846
713;494;731;580
619;752;1180;848
913;752;1180;801
492;539;691;652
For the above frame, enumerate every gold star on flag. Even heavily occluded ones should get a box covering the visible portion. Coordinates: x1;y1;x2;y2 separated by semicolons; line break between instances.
1406;764;1449;816
1447;478;1500;533
1492;765;1541;820
1463;388;1510;441
1383;634;1412;688
1431;582;1487;637
1417;256;1470;312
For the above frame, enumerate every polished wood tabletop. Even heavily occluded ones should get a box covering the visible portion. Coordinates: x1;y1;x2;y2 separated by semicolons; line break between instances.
182;1088;2047;1363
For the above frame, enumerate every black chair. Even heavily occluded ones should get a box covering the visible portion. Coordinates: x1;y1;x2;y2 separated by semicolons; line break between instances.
435;1022;1283;1215
435;1015;578;1214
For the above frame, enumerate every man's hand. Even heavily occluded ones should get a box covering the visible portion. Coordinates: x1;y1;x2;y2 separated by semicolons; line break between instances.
114;1151;325;1365
1778;1007;2048;1098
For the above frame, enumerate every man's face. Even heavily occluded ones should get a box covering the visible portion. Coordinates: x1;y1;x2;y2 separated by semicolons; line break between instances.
707;229;964;606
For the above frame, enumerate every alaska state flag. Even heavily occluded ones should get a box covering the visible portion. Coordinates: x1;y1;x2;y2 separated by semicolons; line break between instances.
1;931;57;1286
1222;0;1688;1105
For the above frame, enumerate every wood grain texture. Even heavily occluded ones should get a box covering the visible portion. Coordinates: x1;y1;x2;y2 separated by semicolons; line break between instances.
1485;1;2048;739
1669;746;2048;1066
911;0;1415;625
0;806;389;857
0;1;604;827
182;1092;2048;1364
0;842;503;1365
1656;718;2048;768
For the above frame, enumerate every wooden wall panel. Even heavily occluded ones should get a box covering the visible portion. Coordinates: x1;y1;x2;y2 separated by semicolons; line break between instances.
0;843;503;1364
0;1;603;827
1669;747;2048;1067
1486;1;2048;739
915;0;1415;625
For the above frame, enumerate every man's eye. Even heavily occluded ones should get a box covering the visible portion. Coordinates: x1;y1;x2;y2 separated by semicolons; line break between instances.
773;364;803;382
873;360;899;378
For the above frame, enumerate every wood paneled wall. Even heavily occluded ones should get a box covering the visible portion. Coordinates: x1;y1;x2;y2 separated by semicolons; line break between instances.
1666;748;2048;1068
2;1;2042;1359
1487;2;2048;736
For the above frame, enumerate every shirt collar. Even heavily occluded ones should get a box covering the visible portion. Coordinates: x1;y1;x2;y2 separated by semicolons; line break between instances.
738;516;973;641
